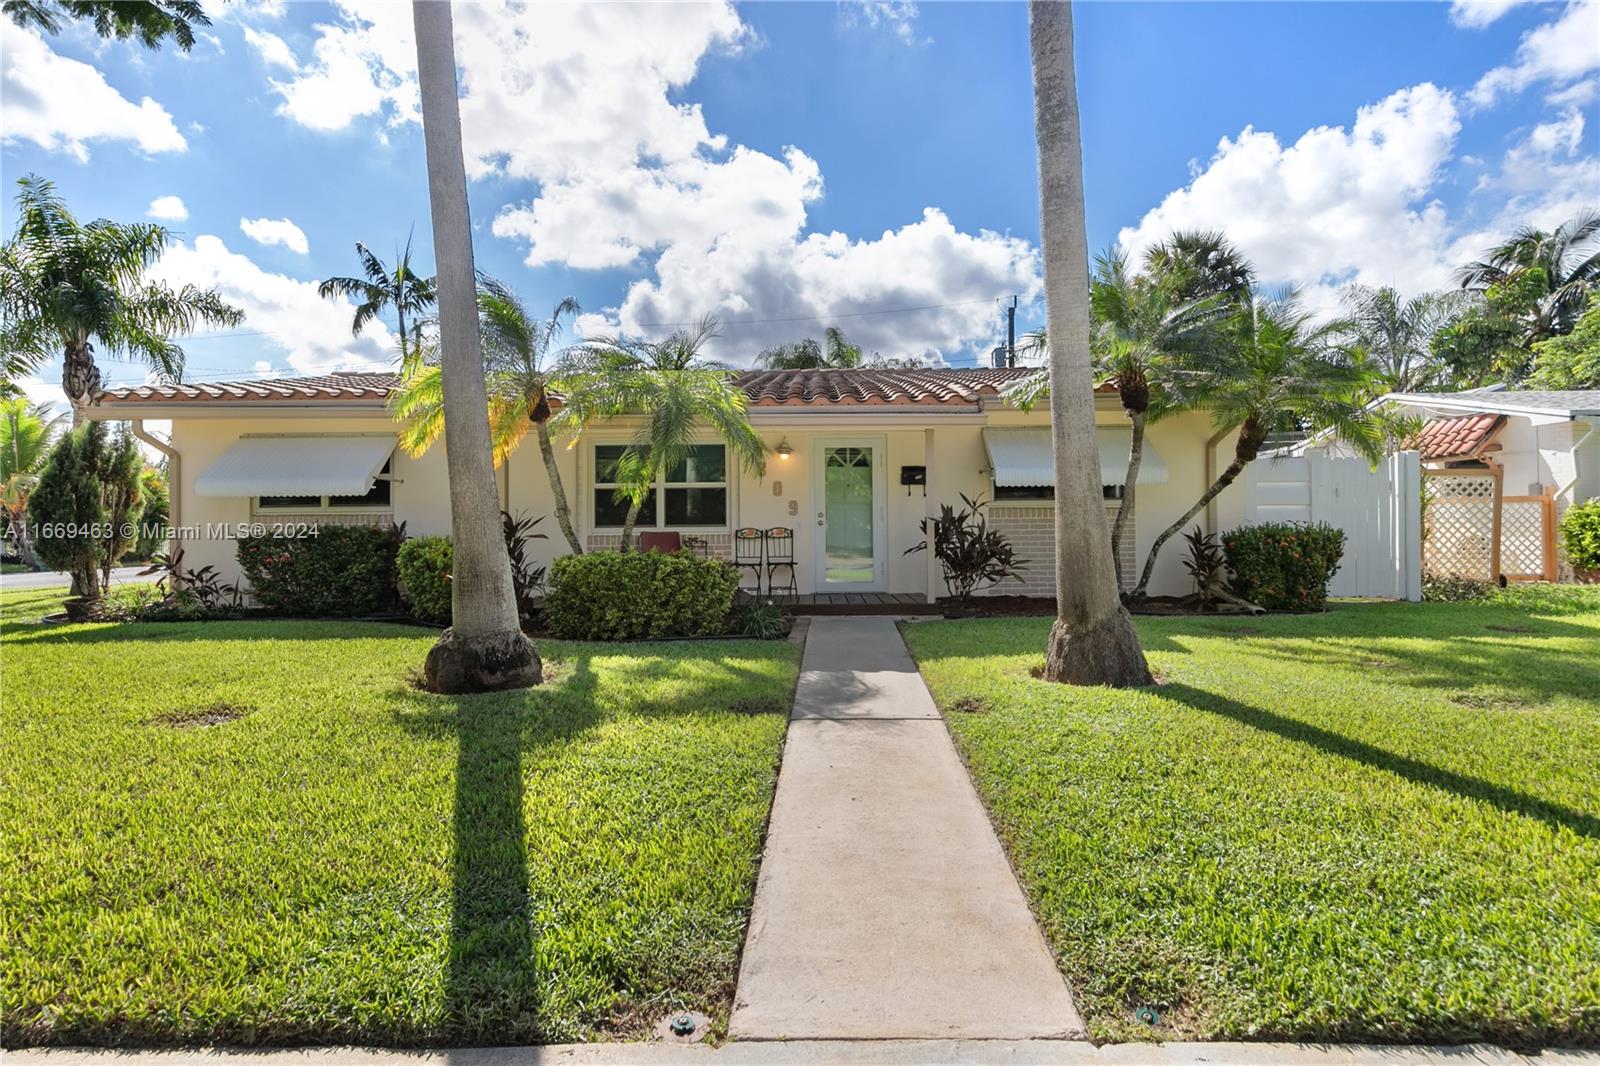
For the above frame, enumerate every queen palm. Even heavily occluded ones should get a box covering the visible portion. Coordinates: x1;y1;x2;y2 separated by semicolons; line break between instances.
1144;229;1255;304
758;326;865;369
1028;0;1152;686
410;0;539;693
1339;284;1466;394
0;175;244;424
391;278;585;555
1456;210;1600;344
1131;291;1386;599
556;316;767;551
318;235;437;368
0;397;62;568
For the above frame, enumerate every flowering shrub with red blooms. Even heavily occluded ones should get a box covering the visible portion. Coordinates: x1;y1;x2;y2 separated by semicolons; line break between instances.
236;524;404;615
1223;521;1346;611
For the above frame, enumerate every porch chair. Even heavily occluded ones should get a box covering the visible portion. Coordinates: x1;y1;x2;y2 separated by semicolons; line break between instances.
764;527;798;597
734;527;766;594
638;530;682;554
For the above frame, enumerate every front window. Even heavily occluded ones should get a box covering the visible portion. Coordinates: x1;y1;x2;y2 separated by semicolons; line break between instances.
593;443;727;528
258;458;393;511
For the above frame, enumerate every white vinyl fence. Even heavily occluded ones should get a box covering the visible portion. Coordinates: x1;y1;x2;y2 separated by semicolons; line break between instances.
1233;450;1423;601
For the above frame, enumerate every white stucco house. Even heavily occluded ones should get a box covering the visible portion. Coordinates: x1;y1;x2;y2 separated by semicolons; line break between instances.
89;366;1264;602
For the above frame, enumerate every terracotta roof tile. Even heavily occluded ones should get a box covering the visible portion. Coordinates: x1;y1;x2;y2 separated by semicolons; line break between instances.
98;367;1073;408
1406;413;1505;461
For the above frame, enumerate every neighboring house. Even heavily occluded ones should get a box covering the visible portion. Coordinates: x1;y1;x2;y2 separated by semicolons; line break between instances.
90;367;1249;600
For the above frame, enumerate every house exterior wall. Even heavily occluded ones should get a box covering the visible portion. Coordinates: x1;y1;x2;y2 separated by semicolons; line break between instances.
153;405;1241;601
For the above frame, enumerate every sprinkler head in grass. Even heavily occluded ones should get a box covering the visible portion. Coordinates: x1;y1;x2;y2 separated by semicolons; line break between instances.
670;1014;696;1037
1136;1005;1161;1026
654;1009;711;1043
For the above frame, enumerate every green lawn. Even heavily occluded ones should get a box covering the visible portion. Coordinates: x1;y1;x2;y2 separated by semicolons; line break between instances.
902;589;1600;1047
2;599;798;1046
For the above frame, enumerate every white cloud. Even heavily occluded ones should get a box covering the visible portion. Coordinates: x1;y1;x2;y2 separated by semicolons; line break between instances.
841;1;927;46
1546;77;1599;107
1448;0;1537;28
0;23;187;161
1468;2;1600;106
1475;107;1600;236
263;0;1029;363
242;26;297;70
239;216;310;254
153;235;394;375
146;195;189;222
1118;84;1463;304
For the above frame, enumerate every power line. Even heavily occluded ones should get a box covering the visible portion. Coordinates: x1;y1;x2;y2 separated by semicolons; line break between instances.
632;295;1008;330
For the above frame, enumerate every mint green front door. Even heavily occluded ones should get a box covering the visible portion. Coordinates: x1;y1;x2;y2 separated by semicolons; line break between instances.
815;438;885;590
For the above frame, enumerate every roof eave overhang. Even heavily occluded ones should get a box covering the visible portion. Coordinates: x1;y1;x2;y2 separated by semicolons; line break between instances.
86;401;392;420
1385;392;1598;421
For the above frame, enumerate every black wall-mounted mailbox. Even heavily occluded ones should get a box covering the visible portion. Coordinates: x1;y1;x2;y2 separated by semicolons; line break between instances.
900;465;926;486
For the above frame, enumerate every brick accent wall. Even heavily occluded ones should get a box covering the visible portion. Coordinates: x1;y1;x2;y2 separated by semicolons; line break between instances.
981;503;1133;596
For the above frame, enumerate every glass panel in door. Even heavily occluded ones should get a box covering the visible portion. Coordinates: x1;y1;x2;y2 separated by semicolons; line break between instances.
824;446;875;584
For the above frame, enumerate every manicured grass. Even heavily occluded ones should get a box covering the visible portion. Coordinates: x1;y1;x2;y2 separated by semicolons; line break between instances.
0;585;69;623
902;589;1600;1046
2;611;798;1046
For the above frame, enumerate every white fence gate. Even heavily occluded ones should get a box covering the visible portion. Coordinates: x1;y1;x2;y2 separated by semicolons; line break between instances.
1235;450;1423;601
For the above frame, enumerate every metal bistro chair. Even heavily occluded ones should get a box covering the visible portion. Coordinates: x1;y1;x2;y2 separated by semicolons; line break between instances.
764;527;797;597
734;527;766;594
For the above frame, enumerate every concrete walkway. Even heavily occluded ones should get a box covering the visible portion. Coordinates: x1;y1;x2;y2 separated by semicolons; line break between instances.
729;616;1082;1041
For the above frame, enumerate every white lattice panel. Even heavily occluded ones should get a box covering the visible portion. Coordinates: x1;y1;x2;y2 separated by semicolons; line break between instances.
1423;474;1497;580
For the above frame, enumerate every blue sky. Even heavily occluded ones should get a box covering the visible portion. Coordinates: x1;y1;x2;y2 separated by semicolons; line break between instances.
2;0;1596;399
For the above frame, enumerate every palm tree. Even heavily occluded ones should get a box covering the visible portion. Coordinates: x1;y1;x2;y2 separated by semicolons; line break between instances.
1339;284;1466;394
4;0;210;50
1456;210;1600;344
1130;291;1387;599
411;0;539;694
1144;229;1256;304
0;175;244;424
391;278;585;555
557;316;767;551
757;326;870;369
318;236;437;368
1028;0;1152;687
0;397;62;568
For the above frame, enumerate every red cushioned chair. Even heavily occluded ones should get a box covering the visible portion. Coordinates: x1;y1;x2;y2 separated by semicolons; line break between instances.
638;531;682;554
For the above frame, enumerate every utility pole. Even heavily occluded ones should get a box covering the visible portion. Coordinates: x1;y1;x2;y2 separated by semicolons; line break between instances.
1006;295;1018;367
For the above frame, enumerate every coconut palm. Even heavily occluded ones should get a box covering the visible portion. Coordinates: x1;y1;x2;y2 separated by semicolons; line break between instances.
411;0;539;693
391;278;585;555
1456;210;1600;344
1028;0;1152;687
1339;284;1466;394
1144;229;1256;304
1131;291;1387;599
0;175;244;424
318;235;437;368
0;397;62;568
4;0;210;50
556;316;767;551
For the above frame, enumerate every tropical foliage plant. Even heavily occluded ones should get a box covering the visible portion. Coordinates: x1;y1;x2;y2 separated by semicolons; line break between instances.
1223;521;1346;611
1560;498;1600;578
1525;302;1600;389
906;493;1028;607
0;176;243;421
318;235;437;368
3;0;210;49
236;524;404;617
0;397;61;567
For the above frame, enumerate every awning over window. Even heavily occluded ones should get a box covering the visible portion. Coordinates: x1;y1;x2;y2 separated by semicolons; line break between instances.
195;436;394;497
982;427;1167;488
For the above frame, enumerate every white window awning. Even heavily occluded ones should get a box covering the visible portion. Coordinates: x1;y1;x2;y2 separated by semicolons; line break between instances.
982;427;1167;488
195;436;395;497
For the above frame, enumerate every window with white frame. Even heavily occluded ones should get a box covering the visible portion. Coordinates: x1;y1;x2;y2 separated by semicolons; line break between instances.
257;458;394;512
593;443;727;528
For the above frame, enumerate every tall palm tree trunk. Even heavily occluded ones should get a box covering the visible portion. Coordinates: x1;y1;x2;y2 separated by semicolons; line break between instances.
413;0;539;693
534;418;582;555
1030;0;1152;686
63;338;100;427
1132;417;1264;598
1109;408;1144;588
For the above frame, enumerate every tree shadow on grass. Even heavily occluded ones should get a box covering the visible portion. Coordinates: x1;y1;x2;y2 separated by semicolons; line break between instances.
0;618;430;646
1162;682;1600;841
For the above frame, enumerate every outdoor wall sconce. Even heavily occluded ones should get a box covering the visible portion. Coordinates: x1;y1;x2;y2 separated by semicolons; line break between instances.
775;438;794;458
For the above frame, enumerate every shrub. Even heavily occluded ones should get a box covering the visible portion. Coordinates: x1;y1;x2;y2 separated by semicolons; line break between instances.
905;493;1028;606
546;550;740;640
730;597;792;639
29;422;145;606
1559;498;1600;578
1422;573;1494;602
396;535;453;625
1223;521;1346;611
237;524;403;616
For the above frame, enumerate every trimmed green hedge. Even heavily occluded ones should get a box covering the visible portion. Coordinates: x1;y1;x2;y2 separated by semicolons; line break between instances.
1223;521;1346;611
1560;498;1600;575
236;524;403;616
396;536;453;625
546;550;739;640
